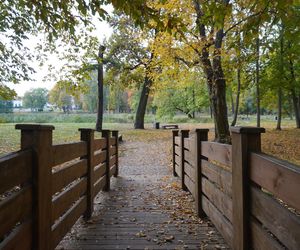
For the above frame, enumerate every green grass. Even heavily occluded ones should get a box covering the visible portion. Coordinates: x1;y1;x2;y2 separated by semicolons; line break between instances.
0;113;298;161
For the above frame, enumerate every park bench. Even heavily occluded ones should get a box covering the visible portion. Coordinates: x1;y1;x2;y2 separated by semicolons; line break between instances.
161;124;178;129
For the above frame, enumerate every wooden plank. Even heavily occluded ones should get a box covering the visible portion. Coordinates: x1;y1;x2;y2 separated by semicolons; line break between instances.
251;219;284;250
184;138;191;151
94;176;106;197
109;137;116;146
94;163;106;183
202;195;233;247
184;174;195;197
0;149;32;195
175;164;181;177
94;138;106;151
185;150;195;167
52;159;87;195
0;219;32;250
52;178;87;224
175;136;180;146
94;150;106;166
250;152;300;211
175;145;180;156
51;196;87;249
110;165;117;177
110;155;117;167
175;154;181;166
202;177;232;222
110;146;117;157
201;141;232;167
251;185;300;249
201;160;232;197
0;185;32;238
184;161;195;182
52;141;87;166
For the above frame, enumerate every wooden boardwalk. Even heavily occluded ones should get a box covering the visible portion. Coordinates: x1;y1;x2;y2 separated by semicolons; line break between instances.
58;136;229;250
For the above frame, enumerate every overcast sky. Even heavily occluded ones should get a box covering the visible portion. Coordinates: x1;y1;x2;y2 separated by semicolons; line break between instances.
7;7;113;97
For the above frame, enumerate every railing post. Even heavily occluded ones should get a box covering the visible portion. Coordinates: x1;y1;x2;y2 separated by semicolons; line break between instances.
195;128;209;218
79;128;95;219
112;130;119;177
16;124;54;250
230;126;265;250
102;130;111;191
172;130;179;176
180;130;189;191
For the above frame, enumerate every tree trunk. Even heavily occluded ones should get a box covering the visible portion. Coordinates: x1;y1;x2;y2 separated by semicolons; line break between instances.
255;37;261;127
231;68;241;126
134;75;152;129
289;59;300;128
193;0;230;143
276;87;282;130
96;45;105;132
230;91;235;115
291;89;300;128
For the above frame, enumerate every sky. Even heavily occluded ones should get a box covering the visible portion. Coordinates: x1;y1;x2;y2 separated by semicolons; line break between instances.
7;7;113;97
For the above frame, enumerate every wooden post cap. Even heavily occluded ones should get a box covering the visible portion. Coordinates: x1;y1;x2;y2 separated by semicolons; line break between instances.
230;126;265;134
195;128;209;133
15;124;55;130
78;128;95;132
180;129;190;135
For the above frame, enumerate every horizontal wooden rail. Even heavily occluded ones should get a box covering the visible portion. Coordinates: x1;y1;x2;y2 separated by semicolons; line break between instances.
94;138;106;150
201;141;232;167
250;152;300;211
52;159;87;195
0;149;32;195
0;124;119;250
52;141;87;166
172;127;300;250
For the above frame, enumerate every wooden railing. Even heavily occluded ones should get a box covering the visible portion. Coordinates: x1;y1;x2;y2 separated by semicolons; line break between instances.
0;124;119;250
172;127;300;250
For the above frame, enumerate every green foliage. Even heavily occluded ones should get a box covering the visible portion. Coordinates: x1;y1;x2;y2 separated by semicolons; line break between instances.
23;88;48;111
49;81;74;112
0;99;13;113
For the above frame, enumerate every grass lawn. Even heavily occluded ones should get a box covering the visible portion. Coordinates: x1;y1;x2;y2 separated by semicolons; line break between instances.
0;119;299;165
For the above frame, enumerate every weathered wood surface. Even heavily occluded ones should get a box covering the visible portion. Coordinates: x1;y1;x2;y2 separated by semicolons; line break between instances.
94;138;106;151
52;159;87;195
201;178;232;222
174;136;180;146
58;139;228;250
201;160;232;197
52;141;87;166
0;185;32;238
0;219;32;250
201;141;232;167
52;178;87;224
251;186;300;249
52;196;87;249
0;149;32;195
250;152;300;211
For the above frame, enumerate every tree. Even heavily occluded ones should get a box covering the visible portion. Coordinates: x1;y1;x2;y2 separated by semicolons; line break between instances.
49;82;73;113
105;14;157;129
23;88;48;111
96;45;105;131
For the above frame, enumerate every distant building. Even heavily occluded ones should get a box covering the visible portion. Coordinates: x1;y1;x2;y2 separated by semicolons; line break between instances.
12;99;22;108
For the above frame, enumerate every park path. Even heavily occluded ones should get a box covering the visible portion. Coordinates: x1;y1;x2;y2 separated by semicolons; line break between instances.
58;132;229;249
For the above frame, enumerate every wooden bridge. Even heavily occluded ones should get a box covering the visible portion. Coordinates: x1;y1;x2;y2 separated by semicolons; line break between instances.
0;125;299;250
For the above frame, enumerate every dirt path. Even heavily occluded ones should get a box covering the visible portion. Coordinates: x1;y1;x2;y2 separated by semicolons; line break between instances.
58;133;229;249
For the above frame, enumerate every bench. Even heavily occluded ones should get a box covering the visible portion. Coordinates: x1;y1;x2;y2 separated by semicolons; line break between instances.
162;124;179;129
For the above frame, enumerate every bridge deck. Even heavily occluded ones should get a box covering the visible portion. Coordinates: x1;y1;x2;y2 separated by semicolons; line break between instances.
58;135;229;249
